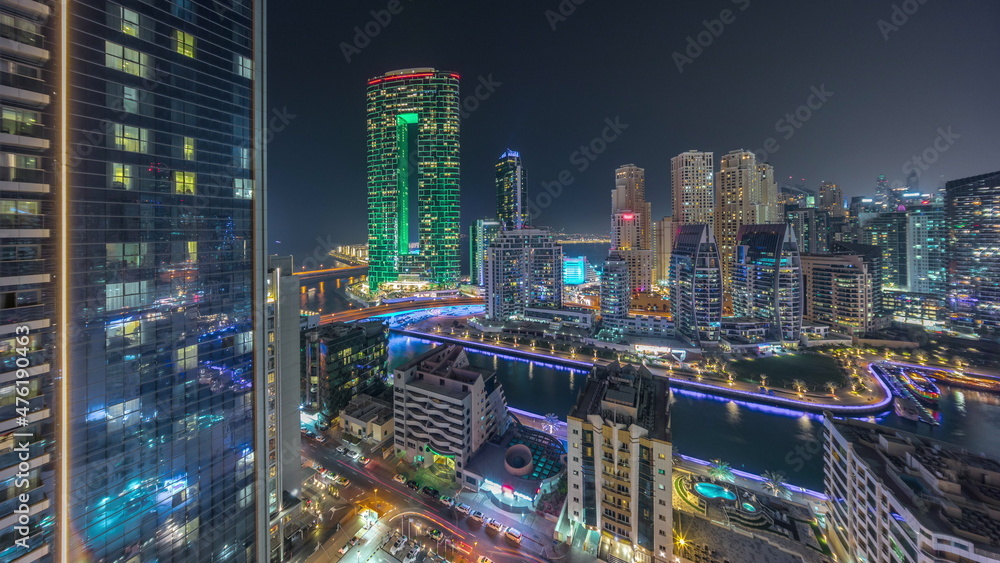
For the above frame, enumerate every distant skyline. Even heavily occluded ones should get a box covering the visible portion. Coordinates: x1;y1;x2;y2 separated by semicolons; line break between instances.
267;0;1000;260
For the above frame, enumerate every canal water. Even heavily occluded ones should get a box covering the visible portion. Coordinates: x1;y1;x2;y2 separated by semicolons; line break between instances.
388;334;1000;490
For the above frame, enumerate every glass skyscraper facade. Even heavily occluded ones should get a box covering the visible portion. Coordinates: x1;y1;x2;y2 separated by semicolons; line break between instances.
366;68;461;292
732;224;803;343
0;0;268;561
670;225;722;345
946;171;1000;335
495;149;526;230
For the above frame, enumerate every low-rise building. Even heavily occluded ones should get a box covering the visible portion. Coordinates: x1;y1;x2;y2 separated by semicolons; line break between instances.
393;345;510;474
340;394;394;443
825;415;1000;563
565;362;673;563
302;320;389;422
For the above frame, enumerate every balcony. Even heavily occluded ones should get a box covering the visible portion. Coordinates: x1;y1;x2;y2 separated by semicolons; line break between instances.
0;73;48;108
0;406;48;433
0;36;47;64
0;0;50;19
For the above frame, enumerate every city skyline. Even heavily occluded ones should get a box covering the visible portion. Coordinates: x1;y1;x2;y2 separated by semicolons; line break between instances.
267;1;1000;259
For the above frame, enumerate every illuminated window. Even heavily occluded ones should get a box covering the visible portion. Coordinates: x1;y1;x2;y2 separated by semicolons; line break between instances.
120;7;139;36
183;137;195;160
105;41;150;77
236;55;253;79
174;30;196;58
174;171;196;194
113;123;148;153
234;178;253;199
111;163;133;189
186;241;197;262
123;86;139;113
176;345;199;372
106;281;148;310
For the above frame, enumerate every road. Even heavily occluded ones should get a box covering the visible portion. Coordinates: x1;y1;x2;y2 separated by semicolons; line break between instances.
320;298;486;324
295;438;575;563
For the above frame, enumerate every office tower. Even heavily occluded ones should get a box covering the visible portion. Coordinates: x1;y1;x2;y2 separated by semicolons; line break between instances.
0;2;272;561
566;362;673;563
367;68;461;292
905;206;946;294
732;224;803;343
600;252;632;331
610;211;653;293
800;254;879;335
716;150;772;295
393;345;510;472
652;217;673;287
824;416;1000;563
563;256;588;285
610;164;653;294
786;207;830;254
496;149;527;230
671;150;715;227
470;218;501;285
757;162;782;222
861;212;909;290
779;180;816;209
875;173;891;207
946;171;1000;334
819;181;845;217
831;241;886;320
670;225;722;345
266;256;304;561
484;228;563;320
848;196;878;218
301;320;389;419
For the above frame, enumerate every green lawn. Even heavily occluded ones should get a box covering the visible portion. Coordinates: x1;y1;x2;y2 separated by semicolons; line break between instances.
729;353;845;390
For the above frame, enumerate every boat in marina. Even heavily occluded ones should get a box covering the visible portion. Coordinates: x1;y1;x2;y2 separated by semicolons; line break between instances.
893;396;921;422
901;370;941;406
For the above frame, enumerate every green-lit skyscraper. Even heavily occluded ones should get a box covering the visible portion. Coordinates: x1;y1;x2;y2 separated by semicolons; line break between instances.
367;68;461;291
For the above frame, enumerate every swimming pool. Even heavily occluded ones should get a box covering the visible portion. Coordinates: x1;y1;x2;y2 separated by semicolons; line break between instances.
693;482;737;500
742;502;757;512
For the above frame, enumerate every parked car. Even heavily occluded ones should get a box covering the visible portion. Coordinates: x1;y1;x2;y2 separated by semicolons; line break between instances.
335;446;346;455
403;546;422;563
438;495;453;507
476;557;494;563
337;544;350;555
421;486;439;497
469;510;485;524
427;528;442;541
335;477;350;487
316;421;330;431
315;435;326;443
454;503;471;515
485;518;503;534
348;535;362;547
393;474;407;484
305;431;316;439
504;528;522;543
358;456;371;465
346;450;360;460
405;480;420;491
390;538;408;556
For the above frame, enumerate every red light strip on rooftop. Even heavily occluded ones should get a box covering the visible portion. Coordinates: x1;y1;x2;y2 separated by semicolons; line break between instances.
368;72;458;85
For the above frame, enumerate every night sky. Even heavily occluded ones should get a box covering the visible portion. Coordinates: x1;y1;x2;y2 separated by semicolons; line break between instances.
267;0;1000;261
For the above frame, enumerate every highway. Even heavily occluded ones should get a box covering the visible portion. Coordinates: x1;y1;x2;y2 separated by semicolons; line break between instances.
320;298;486;324
295;265;369;281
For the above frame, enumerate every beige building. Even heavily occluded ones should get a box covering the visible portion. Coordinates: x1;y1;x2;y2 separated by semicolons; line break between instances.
340;394;394;444
671;151;715;227
566;362;673;563
800;253;879;335
652;217;673;288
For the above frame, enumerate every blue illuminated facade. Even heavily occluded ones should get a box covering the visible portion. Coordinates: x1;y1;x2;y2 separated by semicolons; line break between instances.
563;256;587;285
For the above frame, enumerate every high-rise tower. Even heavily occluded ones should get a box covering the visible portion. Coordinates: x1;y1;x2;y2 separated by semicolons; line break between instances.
671;150;715;227
610;164;653;293
732;224;804;343
496;149;527;230
0;1;271;561
946;171;1000;334
716;150;776;298
367;68;461;291
670;225;722;345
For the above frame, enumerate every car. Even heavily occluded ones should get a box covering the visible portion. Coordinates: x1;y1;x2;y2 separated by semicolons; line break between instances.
477;557;494;563
405;480;419;491
421;486;439;497
393;474;407;484
335;446;346;455
315;435;326;443
358;456;371;465
403;546;422;563
390;538;408;556
469;510;485;524
305;431;316;439
485;518;504;534
300;427;307;435
348;535;362;547
316;421;330;431
346;450;360;460
454;503;470;515
337;544;350;555
428;528;442;541
438;495;453;507
504;528;522;543
335;477;350;487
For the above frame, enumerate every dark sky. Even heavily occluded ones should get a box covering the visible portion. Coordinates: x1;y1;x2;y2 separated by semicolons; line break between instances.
267;0;1000;261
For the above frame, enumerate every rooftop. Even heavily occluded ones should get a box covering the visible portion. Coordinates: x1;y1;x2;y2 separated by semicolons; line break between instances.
569;361;671;442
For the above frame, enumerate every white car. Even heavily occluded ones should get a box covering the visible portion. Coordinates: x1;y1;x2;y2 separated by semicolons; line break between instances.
390;538;408;556
392;474;406;484
346;450;360;460
485;518;504;534
335;446;346;455
315;435;326;443
454;503;471;515
403;546;422;563
505;528;522;543
469;510;485;524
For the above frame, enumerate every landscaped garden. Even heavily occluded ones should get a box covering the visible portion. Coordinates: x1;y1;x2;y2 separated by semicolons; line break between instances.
728;353;846;391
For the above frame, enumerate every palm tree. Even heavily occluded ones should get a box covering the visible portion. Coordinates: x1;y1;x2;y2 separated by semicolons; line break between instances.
759;374;768;388
762;470;791;499
726;371;735;386
824;381;838;396
791;379;807;395
708;459;735;483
